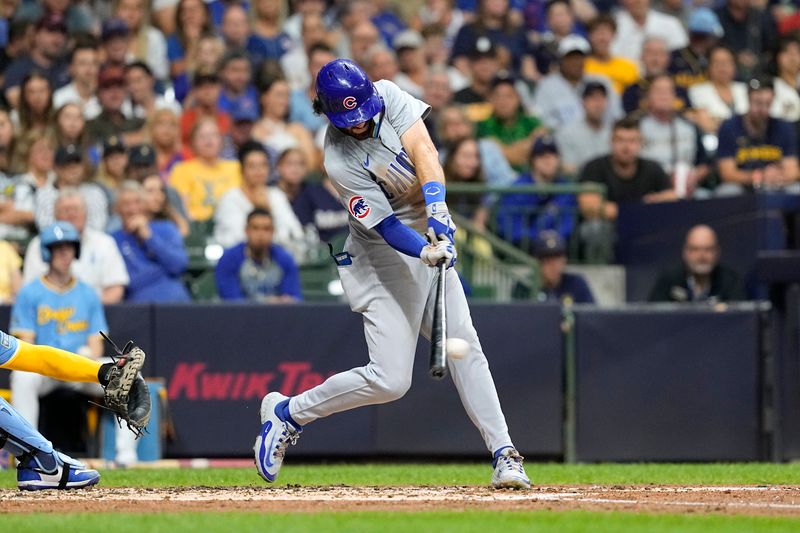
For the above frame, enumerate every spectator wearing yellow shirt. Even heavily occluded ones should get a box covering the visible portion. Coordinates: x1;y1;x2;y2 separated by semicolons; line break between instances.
167;117;241;221
584;15;639;94
0;240;22;303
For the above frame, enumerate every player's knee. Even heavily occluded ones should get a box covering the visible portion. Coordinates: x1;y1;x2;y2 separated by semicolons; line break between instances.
375;374;412;402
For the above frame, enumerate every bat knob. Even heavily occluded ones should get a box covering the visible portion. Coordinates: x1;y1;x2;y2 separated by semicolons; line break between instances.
429;367;447;380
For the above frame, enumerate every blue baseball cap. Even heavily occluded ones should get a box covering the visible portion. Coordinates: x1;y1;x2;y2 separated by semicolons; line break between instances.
531;136;559;158
687;8;723;38
231;106;259;123
533;231;567;258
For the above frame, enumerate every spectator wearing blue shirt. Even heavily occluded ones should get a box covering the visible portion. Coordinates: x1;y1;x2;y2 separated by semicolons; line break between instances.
532;230;595;305
497;136;577;252
166;0;215;100
218;50;260;116
716;77;800;194
112;181;191;302
3;13;71;108
246;0;293;65
216;208;302;302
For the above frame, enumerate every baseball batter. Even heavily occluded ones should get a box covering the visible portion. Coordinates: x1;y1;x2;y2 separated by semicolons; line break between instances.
255;60;530;489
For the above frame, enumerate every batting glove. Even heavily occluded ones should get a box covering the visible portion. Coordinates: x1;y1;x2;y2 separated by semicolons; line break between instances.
420;229;457;268
427;205;457;245
422;182;456;244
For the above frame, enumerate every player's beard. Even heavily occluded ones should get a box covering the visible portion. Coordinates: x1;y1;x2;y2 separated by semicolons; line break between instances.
340;121;375;141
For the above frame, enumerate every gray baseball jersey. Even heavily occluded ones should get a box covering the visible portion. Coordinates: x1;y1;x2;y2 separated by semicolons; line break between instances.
323;80;430;242
288;80;517;455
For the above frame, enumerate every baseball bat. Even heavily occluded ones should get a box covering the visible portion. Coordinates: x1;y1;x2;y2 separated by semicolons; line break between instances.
429;261;447;380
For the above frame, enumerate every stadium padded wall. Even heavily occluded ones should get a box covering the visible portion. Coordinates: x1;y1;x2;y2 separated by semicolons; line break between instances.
0;303;785;460
574;307;763;461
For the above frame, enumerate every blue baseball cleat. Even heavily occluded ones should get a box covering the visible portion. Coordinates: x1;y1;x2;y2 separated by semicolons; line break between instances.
491;447;531;490
254;392;302;483
17;452;100;491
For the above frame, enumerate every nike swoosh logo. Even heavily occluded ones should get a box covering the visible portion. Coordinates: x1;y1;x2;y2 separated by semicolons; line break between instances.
363;154;370;168
259;421;274;468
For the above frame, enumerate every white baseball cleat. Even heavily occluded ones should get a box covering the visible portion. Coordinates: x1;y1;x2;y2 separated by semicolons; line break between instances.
491;447;531;489
253;392;302;483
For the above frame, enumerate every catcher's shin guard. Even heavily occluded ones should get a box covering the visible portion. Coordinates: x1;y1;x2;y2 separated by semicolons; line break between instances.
0;397;59;474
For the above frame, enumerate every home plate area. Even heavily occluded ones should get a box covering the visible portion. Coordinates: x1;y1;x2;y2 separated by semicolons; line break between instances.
2;485;800;516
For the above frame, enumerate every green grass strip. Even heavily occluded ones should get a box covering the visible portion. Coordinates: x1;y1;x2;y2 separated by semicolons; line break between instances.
5;463;800;489
1;511;799;533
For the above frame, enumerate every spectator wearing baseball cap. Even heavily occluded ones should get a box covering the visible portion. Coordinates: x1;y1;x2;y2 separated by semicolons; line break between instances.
555;81;612;174
534;34;621;130
85;65;146;145
101;18;132;70
477;74;545;172
36;144;109;232
449;0;531;77
530;230;595;305
583;14;639;94
497;137;578;252
2;13;70;107
453;37;499;122
668;8;724;91
221;106;260;161
124;61;182;119
180;71;232;153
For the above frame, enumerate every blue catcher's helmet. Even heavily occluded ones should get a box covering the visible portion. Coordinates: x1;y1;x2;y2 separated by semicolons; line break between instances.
40;221;81;263
315;59;383;129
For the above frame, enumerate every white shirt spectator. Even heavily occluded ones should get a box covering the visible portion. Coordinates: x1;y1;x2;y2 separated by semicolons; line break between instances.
688;81;748;124
639;114;698;175
52;83;102;119
611;9;688;65
281;45;311;92
23;227;129;297
214;187;308;256
35;183;108;232
534;74;622;130
142;26;170;81
771;77;800;122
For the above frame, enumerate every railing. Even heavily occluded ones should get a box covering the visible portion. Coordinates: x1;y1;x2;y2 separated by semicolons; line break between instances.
446;182;608;263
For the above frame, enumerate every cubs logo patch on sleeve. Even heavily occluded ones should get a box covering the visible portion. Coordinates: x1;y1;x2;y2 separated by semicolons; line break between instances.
348;196;371;219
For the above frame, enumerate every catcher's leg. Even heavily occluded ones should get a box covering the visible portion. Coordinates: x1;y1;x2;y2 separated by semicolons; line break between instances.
0;397;100;490
0;339;102;383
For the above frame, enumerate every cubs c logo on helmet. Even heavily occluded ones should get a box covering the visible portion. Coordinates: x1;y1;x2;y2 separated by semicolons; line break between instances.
342;96;357;110
348;196;371;219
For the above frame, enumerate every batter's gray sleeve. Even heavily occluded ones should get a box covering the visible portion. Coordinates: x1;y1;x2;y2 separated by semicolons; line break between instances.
375;80;431;137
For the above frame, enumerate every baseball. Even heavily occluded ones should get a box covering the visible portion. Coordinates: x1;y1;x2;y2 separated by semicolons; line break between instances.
446;338;470;360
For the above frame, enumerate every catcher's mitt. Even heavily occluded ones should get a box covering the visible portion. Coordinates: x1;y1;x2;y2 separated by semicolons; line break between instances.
98;332;152;437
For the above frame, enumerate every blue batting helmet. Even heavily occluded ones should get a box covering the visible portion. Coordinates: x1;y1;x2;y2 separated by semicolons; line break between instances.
40;221;81;263
315;59;383;129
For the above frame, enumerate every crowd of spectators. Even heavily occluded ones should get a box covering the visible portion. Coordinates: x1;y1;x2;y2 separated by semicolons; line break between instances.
0;0;797;306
